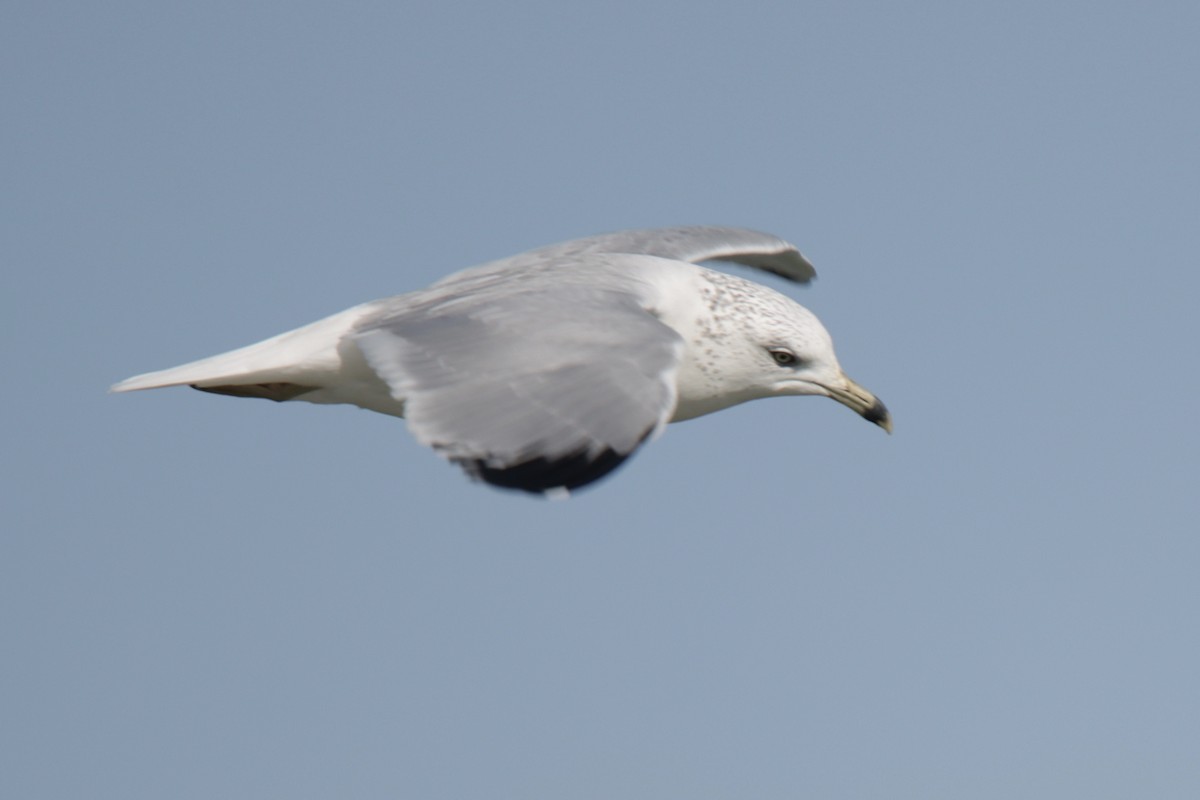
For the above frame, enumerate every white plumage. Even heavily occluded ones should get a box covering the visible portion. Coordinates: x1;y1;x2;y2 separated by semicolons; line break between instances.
113;226;889;494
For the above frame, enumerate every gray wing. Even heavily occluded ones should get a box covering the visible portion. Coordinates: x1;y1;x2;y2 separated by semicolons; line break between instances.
513;225;816;283
353;284;683;495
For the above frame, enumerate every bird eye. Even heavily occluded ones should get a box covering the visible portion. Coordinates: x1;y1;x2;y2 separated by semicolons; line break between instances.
769;348;800;366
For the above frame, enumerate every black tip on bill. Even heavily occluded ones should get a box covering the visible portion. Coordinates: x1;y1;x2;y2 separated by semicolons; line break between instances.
862;397;892;432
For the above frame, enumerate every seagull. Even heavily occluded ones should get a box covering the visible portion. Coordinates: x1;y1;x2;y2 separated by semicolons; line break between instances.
112;226;890;494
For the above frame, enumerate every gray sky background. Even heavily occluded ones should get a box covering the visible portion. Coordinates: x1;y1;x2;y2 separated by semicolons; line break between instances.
4;2;1199;798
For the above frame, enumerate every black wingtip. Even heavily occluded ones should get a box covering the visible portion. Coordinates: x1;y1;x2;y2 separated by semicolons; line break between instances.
460;446;634;496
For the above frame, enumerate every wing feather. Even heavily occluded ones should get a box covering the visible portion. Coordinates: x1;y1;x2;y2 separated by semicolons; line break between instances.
353;286;682;494
511;225;816;283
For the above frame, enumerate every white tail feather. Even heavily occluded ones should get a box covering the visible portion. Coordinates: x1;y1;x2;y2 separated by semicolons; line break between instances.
110;302;378;393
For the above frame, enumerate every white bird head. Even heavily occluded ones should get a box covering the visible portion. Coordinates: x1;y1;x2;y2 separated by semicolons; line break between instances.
668;268;891;432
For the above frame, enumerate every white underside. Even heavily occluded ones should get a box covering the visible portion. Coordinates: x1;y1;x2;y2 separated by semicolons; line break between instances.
111;260;795;426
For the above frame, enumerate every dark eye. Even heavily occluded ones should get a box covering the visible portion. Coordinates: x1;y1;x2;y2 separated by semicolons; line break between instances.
769;348;800;366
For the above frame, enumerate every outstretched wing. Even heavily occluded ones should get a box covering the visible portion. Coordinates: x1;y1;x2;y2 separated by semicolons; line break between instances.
512;225;816;283
353;284;683;495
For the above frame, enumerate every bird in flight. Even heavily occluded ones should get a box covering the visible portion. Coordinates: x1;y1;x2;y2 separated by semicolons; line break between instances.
113;226;890;495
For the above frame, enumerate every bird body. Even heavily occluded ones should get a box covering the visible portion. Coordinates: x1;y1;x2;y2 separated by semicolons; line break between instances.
113;226;889;494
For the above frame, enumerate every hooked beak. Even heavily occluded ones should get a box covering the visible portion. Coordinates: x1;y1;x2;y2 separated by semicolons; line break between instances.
826;374;892;433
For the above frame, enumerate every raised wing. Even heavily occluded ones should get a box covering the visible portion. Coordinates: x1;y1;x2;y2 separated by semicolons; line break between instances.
512;225;816;283
353;285;683;495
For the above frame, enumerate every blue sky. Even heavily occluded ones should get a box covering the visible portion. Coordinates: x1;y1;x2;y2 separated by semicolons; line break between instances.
4;2;1199;797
